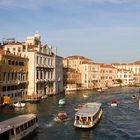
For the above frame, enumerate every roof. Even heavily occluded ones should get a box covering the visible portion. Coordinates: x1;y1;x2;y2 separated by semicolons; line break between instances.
100;64;116;69
4;42;22;45
75;102;101;117
64;55;92;61
131;60;140;65
81;60;95;64
117;69;131;72
28;44;38;49
0;114;37;134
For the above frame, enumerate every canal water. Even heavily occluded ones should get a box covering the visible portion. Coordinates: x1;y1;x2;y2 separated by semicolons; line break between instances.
1;87;140;140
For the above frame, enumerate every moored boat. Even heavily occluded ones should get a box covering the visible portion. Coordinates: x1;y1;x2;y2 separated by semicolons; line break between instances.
0;114;38;140
13;102;26;108
74;102;102;128
83;94;88;98
97;89;104;93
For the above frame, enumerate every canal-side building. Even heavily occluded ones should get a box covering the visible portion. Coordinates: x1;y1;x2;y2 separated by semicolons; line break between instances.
117;69;134;86
63;55;101;90
63;67;81;91
100;64;118;88
3;33;63;98
63;56;82;91
79;61;100;89
112;62;140;85
54;55;64;93
0;49;28;104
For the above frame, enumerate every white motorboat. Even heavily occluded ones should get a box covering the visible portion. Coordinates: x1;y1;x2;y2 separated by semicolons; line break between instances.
111;99;118;107
58;99;66;107
13;102;26;108
83;94;88;98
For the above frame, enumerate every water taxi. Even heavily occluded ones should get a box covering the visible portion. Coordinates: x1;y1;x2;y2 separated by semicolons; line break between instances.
58;99;66;107
74;102;102;128
0;114;38;140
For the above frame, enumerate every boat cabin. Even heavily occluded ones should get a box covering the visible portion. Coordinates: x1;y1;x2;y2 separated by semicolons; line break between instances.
0;114;38;140
74;102;102;128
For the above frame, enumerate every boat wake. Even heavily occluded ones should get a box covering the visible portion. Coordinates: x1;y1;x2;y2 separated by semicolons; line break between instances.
45;121;54;128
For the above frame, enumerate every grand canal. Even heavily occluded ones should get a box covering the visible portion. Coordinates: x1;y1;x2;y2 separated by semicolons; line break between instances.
1;87;140;140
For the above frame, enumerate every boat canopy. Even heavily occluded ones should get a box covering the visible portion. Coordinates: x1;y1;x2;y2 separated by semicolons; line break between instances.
75;102;101;117
0;114;37;134
0;124;12;134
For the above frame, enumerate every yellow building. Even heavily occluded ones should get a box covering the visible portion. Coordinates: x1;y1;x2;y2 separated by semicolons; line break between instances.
0;49;28;104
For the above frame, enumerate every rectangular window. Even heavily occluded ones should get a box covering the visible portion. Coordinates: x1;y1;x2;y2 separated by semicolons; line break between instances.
22;45;26;52
18;47;21;52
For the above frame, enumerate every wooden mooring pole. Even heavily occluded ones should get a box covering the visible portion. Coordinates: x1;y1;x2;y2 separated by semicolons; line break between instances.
139;100;140;110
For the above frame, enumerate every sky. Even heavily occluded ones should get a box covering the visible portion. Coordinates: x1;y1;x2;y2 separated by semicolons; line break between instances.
0;0;140;63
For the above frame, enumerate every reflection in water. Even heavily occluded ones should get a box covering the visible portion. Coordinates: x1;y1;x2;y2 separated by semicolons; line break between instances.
79;129;92;140
26;103;38;114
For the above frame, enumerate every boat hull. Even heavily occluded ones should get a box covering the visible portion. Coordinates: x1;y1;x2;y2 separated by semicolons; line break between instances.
74;106;102;129
111;103;117;107
58;99;65;107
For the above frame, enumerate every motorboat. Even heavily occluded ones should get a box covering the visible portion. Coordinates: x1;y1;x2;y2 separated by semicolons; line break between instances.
74;102;102;128
111;99;118;107
41;95;48;99
97;89;104;93
132;95;138;100
54;111;68;122
58;99;66;107
83;94;88;98
13;102;26;108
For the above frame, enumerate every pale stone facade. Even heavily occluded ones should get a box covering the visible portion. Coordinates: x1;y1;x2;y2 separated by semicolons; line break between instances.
100;64;118;88
79;62;100;89
3;33;63;98
112;62;140;85
63;55;101;90
117;69;134;86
